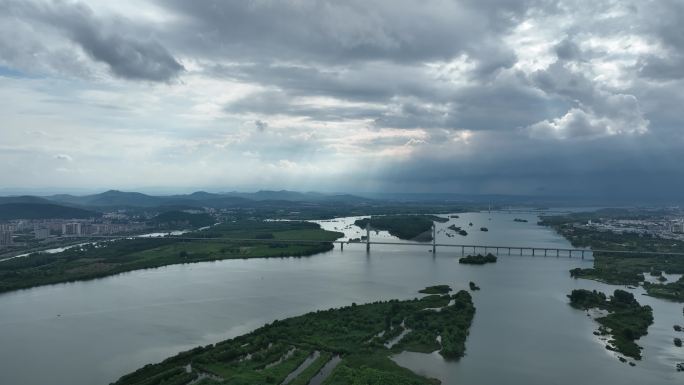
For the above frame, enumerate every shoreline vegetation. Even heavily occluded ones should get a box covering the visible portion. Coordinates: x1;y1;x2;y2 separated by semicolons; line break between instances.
568;289;654;362
418;285;452;295
540;211;684;302
354;215;448;241
0;221;343;294
112;286;475;385
459;253;497;265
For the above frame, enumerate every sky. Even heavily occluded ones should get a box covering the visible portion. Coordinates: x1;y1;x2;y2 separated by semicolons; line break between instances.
1;0;683;199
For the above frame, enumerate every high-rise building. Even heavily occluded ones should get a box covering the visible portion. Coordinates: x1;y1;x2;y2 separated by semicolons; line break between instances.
0;224;15;232
0;230;13;246
34;228;50;240
62;222;82;236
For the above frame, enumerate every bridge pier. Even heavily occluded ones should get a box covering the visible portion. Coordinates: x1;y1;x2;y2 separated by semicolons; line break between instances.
461;246;465;256
432;225;436;254
581;250;585;259
520;248;523;256
556;249;559;257
544;249;547;257
366;223;371;252
340;242;343;251
532;248;535;256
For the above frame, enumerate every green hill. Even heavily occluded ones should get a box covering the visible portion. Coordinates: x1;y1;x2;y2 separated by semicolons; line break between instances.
0;203;100;220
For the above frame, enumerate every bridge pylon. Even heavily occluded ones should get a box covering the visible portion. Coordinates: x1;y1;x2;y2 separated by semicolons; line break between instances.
432;224;436;253
366;222;371;252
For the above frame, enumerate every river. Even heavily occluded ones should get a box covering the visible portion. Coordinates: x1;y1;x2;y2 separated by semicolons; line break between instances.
0;212;681;384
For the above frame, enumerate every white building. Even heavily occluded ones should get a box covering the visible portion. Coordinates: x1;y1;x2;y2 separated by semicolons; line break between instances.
34;228;50;240
62;222;82;236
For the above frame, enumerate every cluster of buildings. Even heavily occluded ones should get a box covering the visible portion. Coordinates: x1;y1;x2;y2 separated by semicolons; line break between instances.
583;218;684;239
0;224;13;248
0;218;149;249
58;222;146;237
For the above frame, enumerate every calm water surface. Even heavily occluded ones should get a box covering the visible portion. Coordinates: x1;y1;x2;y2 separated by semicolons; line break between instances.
0;212;681;385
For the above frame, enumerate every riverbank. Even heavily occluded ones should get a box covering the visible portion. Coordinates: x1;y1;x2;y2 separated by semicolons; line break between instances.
0;221;342;294
540;213;684;302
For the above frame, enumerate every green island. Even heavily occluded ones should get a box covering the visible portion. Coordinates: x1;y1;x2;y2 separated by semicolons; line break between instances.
447;225;468;236
418;285;452;295
0;221;343;294
469;281;480;291
540;213;684;302
568;289;653;361
112;286;475;385
458;253;497;265
354;215;448;241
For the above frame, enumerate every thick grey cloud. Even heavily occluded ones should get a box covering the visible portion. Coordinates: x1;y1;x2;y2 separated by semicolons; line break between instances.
1;0;183;81
161;0;534;65
637;0;684;80
1;0;684;200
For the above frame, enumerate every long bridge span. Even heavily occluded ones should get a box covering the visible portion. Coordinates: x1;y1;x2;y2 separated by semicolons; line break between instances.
50;231;684;260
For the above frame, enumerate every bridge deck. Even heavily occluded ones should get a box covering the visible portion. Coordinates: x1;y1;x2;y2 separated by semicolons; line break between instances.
54;235;684;257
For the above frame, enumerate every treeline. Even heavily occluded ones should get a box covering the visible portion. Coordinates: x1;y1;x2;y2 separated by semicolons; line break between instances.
568;289;653;361
354;215;447;241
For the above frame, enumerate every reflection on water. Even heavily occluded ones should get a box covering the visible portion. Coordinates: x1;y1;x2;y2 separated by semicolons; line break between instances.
0;212;680;385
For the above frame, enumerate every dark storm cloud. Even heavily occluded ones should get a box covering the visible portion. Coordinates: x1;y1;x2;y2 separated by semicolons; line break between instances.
161;0;537;69
374;74;559;131
371;132;684;200
635;0;684;80
1;0;183;81
554;38;583;61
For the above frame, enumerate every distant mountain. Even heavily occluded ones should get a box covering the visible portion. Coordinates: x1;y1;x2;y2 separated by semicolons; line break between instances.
50;190;166;207
222;190;371;203
0;196;54;205
0;203;101;220
43;189;371;209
